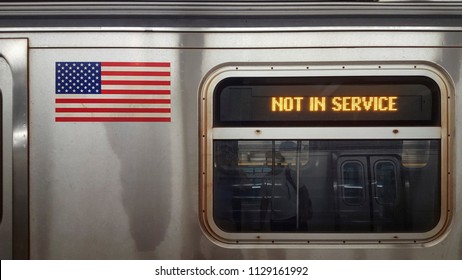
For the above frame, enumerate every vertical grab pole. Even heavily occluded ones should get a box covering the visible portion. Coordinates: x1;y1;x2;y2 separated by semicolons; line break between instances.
296;141;301;230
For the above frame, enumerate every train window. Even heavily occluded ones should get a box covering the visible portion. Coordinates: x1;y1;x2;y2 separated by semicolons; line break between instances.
201;65;451;245
212;139;440;233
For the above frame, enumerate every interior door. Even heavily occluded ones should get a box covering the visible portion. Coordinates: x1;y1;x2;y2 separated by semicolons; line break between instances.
336;156;371;231
370;156;405;231
336;155;404;232
0;39;29;259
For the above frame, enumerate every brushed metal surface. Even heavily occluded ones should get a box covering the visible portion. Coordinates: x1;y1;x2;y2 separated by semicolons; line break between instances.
0;2;461;259
0;38;29;260
27;44;461;259
0;57;13;260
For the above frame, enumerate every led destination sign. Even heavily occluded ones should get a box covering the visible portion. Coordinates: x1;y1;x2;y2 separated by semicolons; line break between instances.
214;76;440;127
271;96;398;113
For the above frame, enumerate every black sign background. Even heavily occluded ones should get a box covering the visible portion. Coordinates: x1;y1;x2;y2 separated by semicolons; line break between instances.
214;76;440;127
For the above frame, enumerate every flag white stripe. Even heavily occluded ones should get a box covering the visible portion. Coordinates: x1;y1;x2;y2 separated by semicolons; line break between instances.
101;85;170;90
101;66;171;72
101;76;171;81
56;94;171;99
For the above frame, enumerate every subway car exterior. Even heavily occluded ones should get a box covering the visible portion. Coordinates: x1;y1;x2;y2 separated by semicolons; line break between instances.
0;0;461;259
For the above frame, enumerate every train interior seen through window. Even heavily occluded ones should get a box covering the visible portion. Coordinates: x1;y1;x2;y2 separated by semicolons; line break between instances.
213;139;440;233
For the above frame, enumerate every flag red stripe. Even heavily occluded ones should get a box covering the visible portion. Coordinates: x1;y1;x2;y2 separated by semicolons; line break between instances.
101;80;170;86
56;108;171;113
56;117;171;122
56;98;171;104
101;71;170;76
101;62;170;67
101;90;170;95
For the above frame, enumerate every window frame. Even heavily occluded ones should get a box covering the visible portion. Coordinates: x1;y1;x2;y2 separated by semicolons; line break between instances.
199;63;452;246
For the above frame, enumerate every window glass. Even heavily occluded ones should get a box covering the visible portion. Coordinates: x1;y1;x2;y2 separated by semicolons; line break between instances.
213;139;440;233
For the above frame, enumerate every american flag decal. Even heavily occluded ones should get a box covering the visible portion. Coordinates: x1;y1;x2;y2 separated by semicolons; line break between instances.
55;62;171;122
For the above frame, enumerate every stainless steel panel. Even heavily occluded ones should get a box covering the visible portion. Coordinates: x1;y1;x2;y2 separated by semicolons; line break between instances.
1;31;462;49
1;1;462;18
0;57;13;259
0;0;459;261
27;40;462;258
0;39;29;260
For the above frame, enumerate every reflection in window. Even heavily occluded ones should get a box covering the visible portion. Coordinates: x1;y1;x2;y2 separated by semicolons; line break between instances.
212;140;440;233
213;140;311;232
341;161;365;206
375;161;397;205
402;140;431;168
